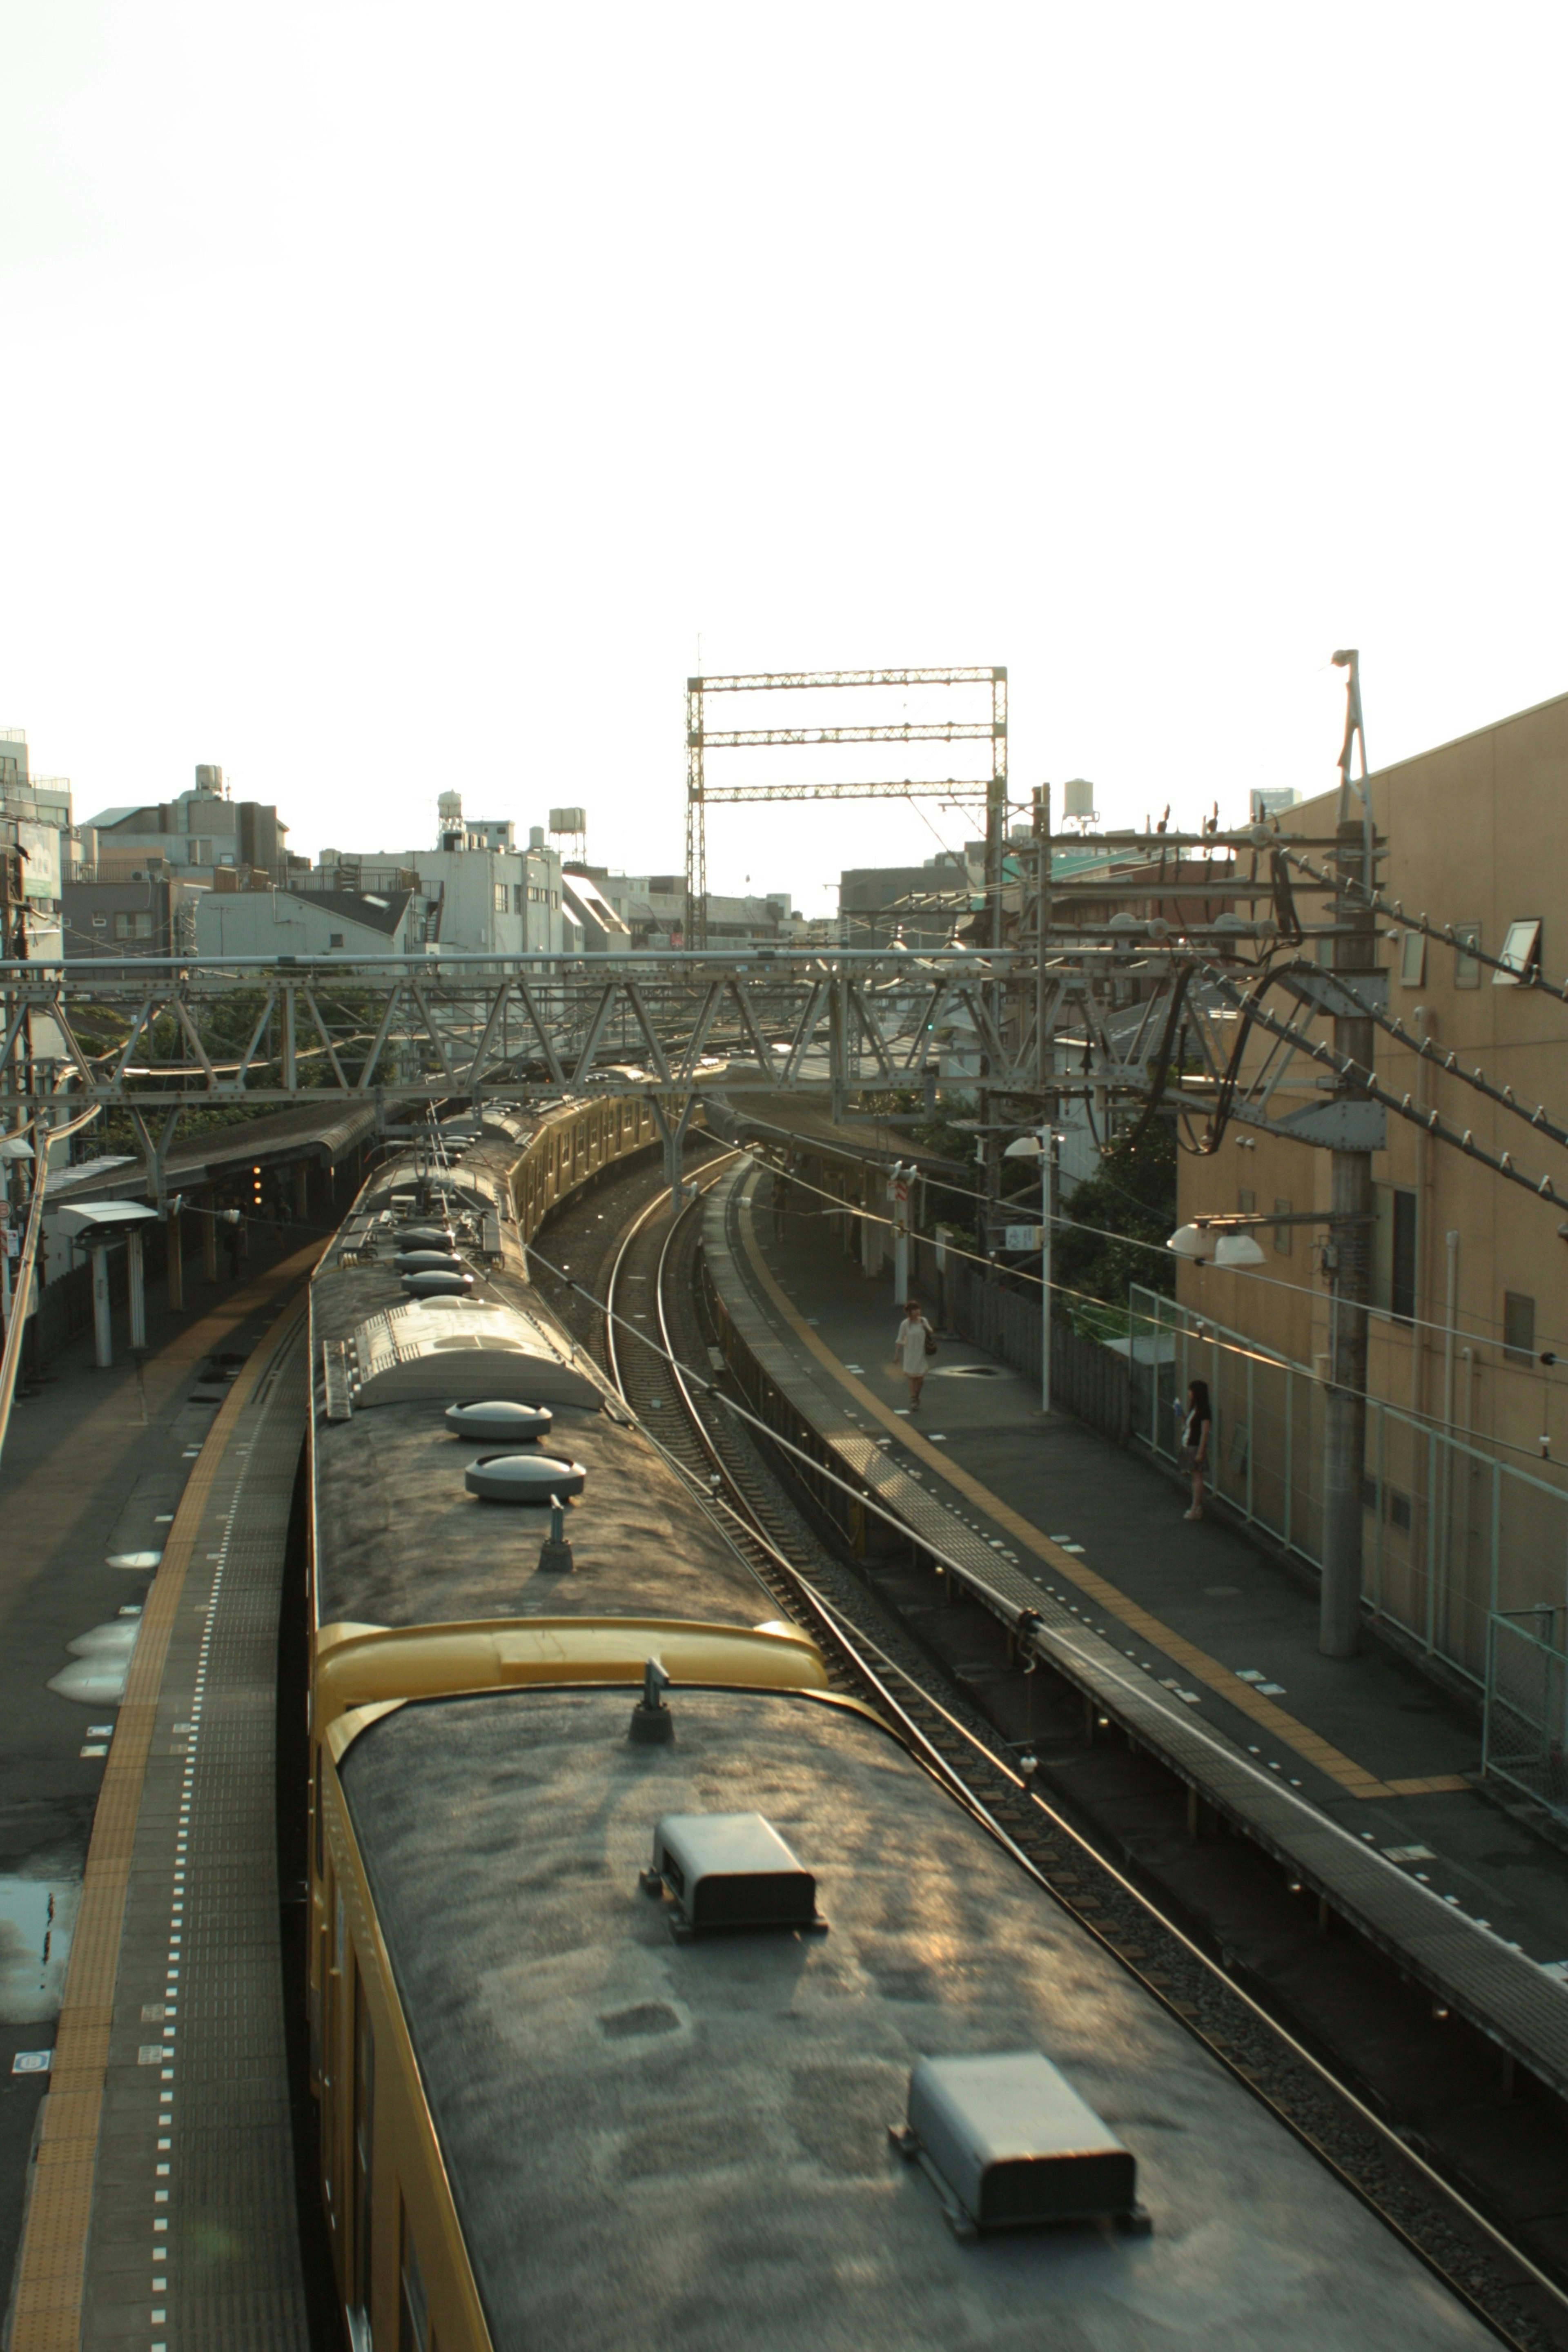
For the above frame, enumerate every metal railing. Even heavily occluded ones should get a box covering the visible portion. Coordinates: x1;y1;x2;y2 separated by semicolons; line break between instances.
1127;1284;1568;1690
1484;1610;1568;1820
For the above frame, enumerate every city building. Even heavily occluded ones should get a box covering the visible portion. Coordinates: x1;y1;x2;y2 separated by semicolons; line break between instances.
567;870;795;951
65;873;209;959
560;873;632;954
0;728;74;959
196;883;431;960
81;765;293;889
1170;686;1568;1681
298;797;566;954
840;852;974;949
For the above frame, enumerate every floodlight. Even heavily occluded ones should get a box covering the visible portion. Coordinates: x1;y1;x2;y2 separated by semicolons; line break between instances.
1004;1134;1046;1160
1214;1232;1267;1270
1166;1224;1212;1261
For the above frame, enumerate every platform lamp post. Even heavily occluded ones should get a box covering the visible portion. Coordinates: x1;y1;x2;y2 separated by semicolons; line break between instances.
889;1161;911;1305
1004;1129;1061;1414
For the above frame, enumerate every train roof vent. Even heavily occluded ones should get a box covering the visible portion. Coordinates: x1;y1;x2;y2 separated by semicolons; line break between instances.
648;1813;820;1937
348;1303;600;1410
896;2054;1139;2236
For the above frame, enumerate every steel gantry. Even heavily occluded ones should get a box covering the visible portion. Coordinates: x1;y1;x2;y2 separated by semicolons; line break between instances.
0;946;1052;1115
684;666;1007;949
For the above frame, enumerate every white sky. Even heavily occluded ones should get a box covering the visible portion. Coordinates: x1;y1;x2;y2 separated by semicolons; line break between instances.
2;4;1566;918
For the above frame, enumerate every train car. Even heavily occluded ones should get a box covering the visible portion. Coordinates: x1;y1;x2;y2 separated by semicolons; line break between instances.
302;1114;1495;2352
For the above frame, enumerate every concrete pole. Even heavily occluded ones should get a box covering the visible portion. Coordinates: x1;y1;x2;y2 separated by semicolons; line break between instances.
892;1163;910;1305
91;1243;112;1369
1040;1139;1054;1414
1319;814;1376;1657
127;1228;146;1352
167;1201;184;1312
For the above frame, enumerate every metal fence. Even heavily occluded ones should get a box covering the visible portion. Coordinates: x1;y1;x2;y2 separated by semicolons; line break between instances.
910;1236;1131;1448
1127;1283;1568;1691
1484;1611;1568;1820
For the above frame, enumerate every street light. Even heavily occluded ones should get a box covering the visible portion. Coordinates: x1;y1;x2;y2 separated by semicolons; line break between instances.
1213;1230;1267;1270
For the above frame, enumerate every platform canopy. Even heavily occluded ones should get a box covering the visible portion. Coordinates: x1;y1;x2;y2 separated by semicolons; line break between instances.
51;1199;161;1238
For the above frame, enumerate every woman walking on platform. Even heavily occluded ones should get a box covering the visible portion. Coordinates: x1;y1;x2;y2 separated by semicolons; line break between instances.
1182;1378;1212;1520
894;1300;932;1411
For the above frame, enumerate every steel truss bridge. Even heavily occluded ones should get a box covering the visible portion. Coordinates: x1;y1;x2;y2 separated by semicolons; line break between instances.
7;859;1562;1209
0;947;1057;1115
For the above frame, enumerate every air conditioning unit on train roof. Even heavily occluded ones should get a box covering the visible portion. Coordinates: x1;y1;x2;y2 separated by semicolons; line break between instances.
341;1303;601;1411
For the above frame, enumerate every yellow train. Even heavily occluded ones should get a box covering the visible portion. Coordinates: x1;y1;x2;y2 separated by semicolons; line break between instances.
301;1101;1485;2352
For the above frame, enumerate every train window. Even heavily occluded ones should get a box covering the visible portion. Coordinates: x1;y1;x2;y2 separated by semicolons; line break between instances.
399;2197;431;2352
352;1967;376;2336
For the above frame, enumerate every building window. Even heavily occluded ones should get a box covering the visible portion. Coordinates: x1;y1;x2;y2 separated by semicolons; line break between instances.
1372;1185;1417;1322
1272;1198;1292;1255
112;911;154;941
513;885;524;913
1504;1292;1536;1363
1494;919;1541;987
1399;931;1425;987
328;931;344;949
1453;922;1481;987
494;883;509;913
1237;1188;1256;1216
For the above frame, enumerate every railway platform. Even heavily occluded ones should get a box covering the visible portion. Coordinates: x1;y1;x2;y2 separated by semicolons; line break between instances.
0;1228;318;2350
701;1159;1568;2104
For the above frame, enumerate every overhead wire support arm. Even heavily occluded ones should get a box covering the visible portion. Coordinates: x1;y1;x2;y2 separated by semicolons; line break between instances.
1273;958;1568;1158
692;666;1001;693
1201;964;1568;1211
684;663;1007;958
1281;846;1568;998
700;777;993;805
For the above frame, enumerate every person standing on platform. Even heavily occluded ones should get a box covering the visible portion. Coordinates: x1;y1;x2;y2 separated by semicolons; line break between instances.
894;1299;932;1411
1182;1377;1212;1519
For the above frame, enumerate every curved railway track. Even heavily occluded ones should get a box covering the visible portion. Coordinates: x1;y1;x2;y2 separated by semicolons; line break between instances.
550;1163;1568;2352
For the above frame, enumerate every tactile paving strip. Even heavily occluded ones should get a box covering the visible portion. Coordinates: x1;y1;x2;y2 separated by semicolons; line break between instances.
704;1167;1568;2103
78;1321;311;2352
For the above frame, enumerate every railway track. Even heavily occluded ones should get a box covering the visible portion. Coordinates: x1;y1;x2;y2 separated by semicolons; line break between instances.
534;1162;1568;2352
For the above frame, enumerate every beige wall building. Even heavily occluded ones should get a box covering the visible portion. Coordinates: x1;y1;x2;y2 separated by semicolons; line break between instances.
1168;688;1568;1695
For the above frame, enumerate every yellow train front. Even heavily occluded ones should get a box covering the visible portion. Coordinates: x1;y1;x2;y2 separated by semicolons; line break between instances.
301;1107;1498;2352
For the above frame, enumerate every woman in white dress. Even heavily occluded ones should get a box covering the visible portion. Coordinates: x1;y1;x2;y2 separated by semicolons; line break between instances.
893;1300;931;1410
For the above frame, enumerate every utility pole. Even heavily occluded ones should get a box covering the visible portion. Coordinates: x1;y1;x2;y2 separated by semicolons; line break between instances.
1036;784;1054;1413
1320;650;1378;1658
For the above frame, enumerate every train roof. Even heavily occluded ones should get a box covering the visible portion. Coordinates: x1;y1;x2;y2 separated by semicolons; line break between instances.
310;1169;761;1635
339;1681;1492;2352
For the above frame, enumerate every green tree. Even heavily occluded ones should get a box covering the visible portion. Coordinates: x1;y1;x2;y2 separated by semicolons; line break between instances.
1053;1121;1176;1320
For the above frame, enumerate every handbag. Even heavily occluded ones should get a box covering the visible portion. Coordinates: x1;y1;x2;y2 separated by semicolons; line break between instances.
924;1330;938;1357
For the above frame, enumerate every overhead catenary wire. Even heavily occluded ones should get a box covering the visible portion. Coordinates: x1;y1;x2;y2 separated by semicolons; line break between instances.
1191;952;1568;1165
1200;965;1568;1214
1282;847;1568;1001
568;1215;1564;2347
738;1134;1568;1377
734;1144;1568;1467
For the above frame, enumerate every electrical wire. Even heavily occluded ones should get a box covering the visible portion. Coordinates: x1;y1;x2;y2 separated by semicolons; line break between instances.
735;1146;1568;1467
740;1132;1568;1367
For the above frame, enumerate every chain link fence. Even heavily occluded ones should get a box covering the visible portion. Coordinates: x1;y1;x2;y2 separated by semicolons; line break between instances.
1127;1283;1568;1691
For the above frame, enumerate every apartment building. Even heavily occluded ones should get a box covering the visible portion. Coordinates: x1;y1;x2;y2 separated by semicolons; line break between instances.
301;801;566;954
0;729;73;959
82;766;292;889
1169;688;1568;1683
